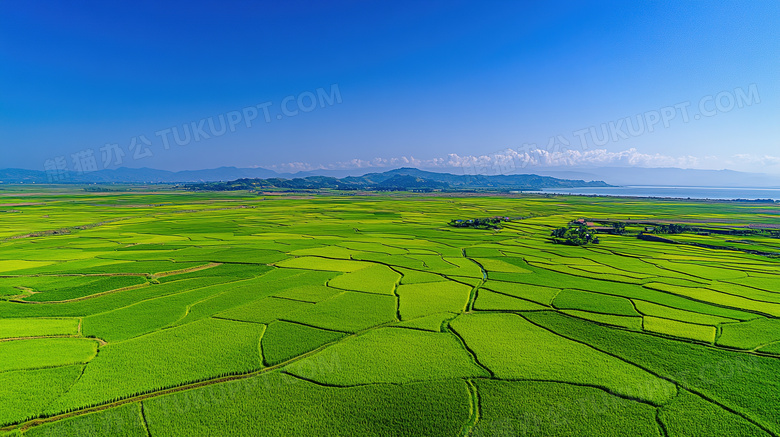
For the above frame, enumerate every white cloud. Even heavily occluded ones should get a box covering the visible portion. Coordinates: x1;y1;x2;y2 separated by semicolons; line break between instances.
728;154;780;167
270;147;725;174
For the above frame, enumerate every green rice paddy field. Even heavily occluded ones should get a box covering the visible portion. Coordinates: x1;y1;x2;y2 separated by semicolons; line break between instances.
0;187;778;436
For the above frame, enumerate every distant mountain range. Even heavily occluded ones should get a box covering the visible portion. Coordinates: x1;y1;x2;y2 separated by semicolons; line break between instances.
1;165;777;188
187;168;611;191
0;167;280;184
530;167;780;188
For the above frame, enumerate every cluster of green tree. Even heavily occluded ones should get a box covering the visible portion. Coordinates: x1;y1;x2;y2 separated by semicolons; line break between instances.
611;222;626;235
550;224;599;246
449;217;511;230
653;223;690;234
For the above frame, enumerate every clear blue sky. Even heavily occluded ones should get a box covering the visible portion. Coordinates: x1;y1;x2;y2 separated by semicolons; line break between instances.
1;1;778;173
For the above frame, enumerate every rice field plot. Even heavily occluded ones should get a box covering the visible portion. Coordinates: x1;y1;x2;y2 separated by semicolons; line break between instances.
22;276;148;302
560;310;643;330
449;313;676;404
632;300;738;325
0;260;58;275
717;318;780;350
396;281;472;319
288;245;356;259
283;291;397;332
351;252;428;270
473;289;548;311
3;191;780;434
756;342;780;356
472;257;533;274
396;267;448;284
658;389;770;437
0;365;84;427
327;264;400;295
481;280;560;305
643;316;717;343
216;296;314;324
393;312;455;332
473;380;660;437
0;338;98;372
526;262;646;285
24;403;148;437
0;276;239;320
513;267;759;320
81;276;269;342
725;274;780;293
525;310;780;434
141;373;470;437
648;260;748;281
275;256;371;272
552;289;640;317
707;281;780;304
284;327;488;385
45;318;266;415
643;282;780;317
0;318;79;339
1;276;88;300
156;262;262;283
261;321;344;366
170;269;307;326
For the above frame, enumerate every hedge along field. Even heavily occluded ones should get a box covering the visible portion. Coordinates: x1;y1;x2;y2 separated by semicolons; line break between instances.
1;190;779;435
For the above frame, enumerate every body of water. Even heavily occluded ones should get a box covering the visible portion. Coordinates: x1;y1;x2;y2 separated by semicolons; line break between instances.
524;186;780;201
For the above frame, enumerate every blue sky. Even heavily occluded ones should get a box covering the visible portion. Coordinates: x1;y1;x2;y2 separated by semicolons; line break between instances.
1;1;778;174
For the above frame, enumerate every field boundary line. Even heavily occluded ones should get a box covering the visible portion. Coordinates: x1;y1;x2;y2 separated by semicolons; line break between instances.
152;262;222;278
16;282;152;305
516;260;776;319
462;249;486;313
470;376;664;407
447;323;494;379
460;379;480;437
519;312;779;436
4;318;405;433
139;402;152;437
655;409;669;437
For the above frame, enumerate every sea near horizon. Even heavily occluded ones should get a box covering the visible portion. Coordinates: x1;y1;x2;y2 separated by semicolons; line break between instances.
524;186;780;201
